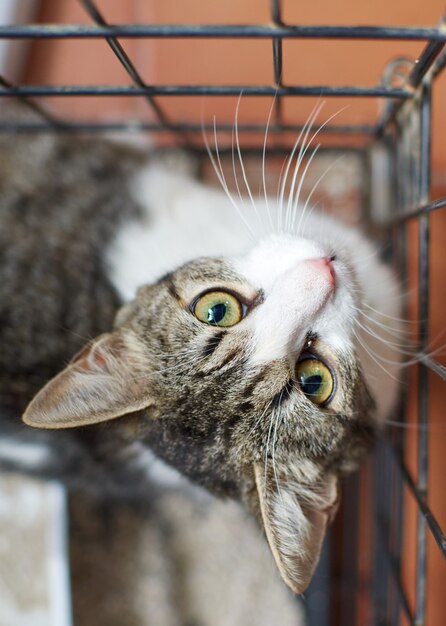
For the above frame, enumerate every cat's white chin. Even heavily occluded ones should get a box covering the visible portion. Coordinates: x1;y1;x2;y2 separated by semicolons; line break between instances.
233;237;340;365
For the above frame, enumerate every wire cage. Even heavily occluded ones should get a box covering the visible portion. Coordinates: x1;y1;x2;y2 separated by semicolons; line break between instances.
0;1;445;625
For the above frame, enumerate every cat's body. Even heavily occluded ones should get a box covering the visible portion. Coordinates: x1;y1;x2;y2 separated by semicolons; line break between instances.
0;128;402;621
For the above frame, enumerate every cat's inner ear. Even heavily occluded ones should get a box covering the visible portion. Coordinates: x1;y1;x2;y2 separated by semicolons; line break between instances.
253;463;339;595
23;331;153;429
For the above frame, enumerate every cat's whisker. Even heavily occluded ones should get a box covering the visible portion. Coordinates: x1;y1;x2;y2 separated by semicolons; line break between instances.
416;342;446;362
287;135;320;234
262;94;277;235
354;312;410;346
296;155;345;236
234;93;264;236
278;100;323;233
263;402;281;491
352;305;415;333
299;198;323;235
363;279;418;301
264;408;278;499
352;327;403;382
356;327;427;370
231;122;249;215
291;143;321;234
271;409;284;500
362;301;419;323
202;117;225;185
302;200;325;242
383;419;429;430
202;117;256;239
263;384;289;501
355;318;419;357
354;306;446;361
283;101;323;233
246;399;272;437
213;116;259;239
356;315;413;342
315;203;329;245
276;156;289;234
423;328;446;357
290;106;349;236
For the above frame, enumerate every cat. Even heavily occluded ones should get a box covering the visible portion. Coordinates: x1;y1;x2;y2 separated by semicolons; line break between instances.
0;111;403;622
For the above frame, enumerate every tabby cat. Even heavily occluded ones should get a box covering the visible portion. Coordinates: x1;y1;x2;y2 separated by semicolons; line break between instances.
0;115;402;623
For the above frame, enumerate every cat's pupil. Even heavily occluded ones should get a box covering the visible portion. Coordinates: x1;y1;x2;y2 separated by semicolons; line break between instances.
300;374;322;396
207;303;227;324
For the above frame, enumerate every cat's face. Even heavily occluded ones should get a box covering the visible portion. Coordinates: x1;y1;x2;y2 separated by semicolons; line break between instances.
117;234;375;484
23;233;376;594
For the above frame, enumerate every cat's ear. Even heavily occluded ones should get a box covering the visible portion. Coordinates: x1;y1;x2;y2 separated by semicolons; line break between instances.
253;463;339;595
23;331;153;429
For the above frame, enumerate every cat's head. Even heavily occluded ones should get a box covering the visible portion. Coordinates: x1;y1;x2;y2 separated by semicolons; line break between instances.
23;233;378;594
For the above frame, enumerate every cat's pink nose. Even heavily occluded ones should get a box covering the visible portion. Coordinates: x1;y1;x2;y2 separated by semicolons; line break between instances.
306;256;336;285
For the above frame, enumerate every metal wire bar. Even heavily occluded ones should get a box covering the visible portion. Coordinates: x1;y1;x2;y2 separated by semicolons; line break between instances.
414;80;432;626
389;428;405;626
372;442;392;623
0;75;65;127
419;354;446;380
389;442;446;558
175;144;365;157
270;0;283;25
79;0;180;139
341;474;360;624
390;128;409;626
0;117;356;153
375;24;446;136
0;84;411;98
432;46;446;79
378;515;417;626
270;0;283;84
305;532;331;626
270;0;283;125
408;39;446;88
1;24;446;41
0;120;375;134
385;195;446;224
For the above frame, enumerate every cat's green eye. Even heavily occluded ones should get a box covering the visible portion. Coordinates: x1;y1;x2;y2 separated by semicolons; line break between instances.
193;291;243;327
296;358;334;406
